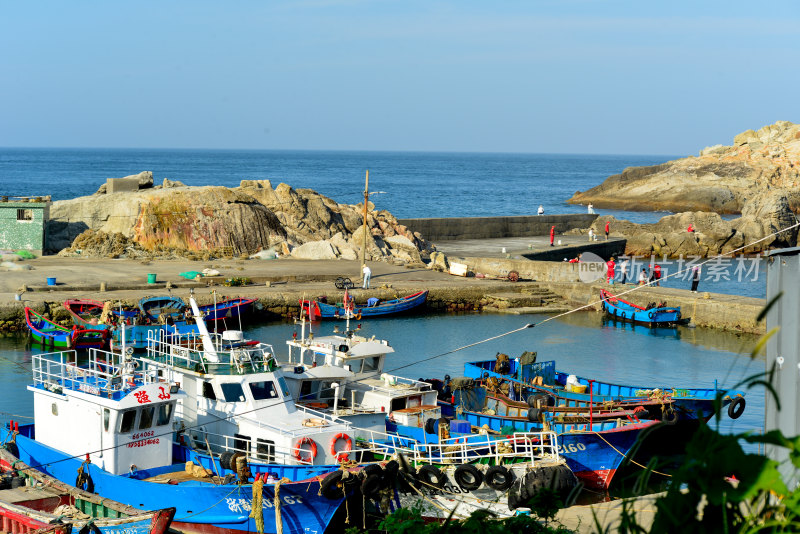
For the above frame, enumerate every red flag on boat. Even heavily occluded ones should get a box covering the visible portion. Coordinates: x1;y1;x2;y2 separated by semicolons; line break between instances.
344;289;352;314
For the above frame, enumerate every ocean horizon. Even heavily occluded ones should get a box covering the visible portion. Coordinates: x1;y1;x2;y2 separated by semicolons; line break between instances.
0;147;680;223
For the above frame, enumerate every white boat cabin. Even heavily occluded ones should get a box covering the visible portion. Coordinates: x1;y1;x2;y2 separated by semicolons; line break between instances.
29;349;182;476
139;307;360;466
281;331;441;431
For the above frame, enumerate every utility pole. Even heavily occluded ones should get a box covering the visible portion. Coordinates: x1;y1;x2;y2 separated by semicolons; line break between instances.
360;170;369;275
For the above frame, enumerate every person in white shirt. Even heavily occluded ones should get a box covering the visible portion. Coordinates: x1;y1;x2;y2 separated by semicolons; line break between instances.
362;264;372;289
537;205;544;216
588;203;594;214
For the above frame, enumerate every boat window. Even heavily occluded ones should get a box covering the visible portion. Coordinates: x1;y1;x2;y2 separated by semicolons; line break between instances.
256;439;275;463
103;408;110;431
361;357;381;373
277;376;291;398
299;381;320;400
391;398;405;412
119;409;136;433
234;433;251;454
249;380;279;400
139;406;155;429
157;403;173;426
319;381;336;400
202;381;217;400
220;383;246;402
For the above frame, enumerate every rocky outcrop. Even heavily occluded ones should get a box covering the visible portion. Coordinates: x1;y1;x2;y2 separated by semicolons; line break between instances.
51;178;433;262
568;121;800;213
572;192;798;257
94;171;155;195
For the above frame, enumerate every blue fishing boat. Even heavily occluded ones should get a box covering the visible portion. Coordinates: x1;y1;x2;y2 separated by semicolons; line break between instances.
138;295;187;323
197;297;256;322
600;289;684;326
7;348;346;534
300;290;428;319
463;356;747;422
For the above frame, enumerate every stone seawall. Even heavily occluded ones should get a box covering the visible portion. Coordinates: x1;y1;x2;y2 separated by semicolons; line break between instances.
398;214;598;241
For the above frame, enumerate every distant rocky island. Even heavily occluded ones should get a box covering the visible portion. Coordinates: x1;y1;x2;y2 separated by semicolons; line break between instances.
565;121;800;257
49;174;431;263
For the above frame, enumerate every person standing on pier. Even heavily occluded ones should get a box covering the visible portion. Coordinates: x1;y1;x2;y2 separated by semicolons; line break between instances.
691;265;701;292
588;228;594;241
538;205;544;216
549;225;555;246
653;264;662;286
588;203;594;214
606;257;616;284
619;258;629;284
362;264;372;289
604;221;610;240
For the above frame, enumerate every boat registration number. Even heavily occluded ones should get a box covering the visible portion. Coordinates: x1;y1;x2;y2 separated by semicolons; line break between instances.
557;443;587;454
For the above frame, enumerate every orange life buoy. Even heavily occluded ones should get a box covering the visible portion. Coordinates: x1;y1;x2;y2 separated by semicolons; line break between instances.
293;437;318;463
330;433;352;462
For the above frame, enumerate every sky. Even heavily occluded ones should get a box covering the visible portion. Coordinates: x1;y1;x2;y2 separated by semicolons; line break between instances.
1;1;799;155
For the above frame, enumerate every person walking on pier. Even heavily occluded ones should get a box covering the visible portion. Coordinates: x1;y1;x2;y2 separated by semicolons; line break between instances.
604;221;610;240
691;265;701;292
549;225;555;246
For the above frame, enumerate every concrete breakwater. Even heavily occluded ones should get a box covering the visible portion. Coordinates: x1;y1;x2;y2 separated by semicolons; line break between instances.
398;214;598;241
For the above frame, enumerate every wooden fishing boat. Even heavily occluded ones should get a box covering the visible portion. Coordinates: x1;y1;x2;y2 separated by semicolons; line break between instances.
25;308;108;350
300;290;428;319
0;441;175;534
137;296;186;323
599;289;683;326
63;299;107;329
196;297;255;322
463;356;747;422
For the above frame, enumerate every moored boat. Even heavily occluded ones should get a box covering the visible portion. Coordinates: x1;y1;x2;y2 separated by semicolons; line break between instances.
25;307;108;350
300;290;428;319
8;348;346;534
0;443;175;534
197;297;256;323
599;289;684;326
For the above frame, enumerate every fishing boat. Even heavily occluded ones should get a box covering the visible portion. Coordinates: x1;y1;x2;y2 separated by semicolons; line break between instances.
0;443;175;534
64;299;199;351
197;297;256;323
463;354;747;422
299;290;428;319
25;308;108;350
4;347;346;534
599;289;684;326
137;295;187;323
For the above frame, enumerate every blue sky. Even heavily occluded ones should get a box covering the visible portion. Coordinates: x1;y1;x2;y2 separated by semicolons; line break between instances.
1;1;798;155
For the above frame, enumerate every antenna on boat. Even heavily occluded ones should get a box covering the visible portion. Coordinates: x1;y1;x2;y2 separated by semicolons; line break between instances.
189;297;220;363
212;289;218;349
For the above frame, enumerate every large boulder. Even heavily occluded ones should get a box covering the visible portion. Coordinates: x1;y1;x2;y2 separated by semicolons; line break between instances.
568;121;800;213
290;240;339;260
94;171;154;195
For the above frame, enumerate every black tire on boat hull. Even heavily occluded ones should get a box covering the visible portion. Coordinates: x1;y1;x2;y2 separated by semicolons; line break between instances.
508;463;577;510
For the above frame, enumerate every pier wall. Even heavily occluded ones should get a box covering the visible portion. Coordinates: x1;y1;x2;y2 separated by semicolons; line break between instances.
398;214;597;241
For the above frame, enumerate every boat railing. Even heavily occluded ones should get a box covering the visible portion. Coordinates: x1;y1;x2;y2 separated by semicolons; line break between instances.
144;330;277;375
404;433;543;466
355;374;433;394
32;349;164;397
192;428;401;466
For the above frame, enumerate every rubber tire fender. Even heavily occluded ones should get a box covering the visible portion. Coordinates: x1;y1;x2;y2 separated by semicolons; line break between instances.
484;465;513;491
648;311;656;320
219;451;234;471
417;465;446;489
453;464;483;491
728;396;746;419
661;408;678;425
527;408;542;422
320;471;345;500
361;473;383;498
424;418;437;435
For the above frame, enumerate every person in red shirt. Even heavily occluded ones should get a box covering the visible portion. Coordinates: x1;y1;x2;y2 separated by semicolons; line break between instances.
604;221;610;240
687;223;695;233
550;225;555;247
653;264;662;286
606;257;616;284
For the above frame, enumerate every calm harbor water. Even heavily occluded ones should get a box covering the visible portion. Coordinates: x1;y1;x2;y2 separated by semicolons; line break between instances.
1;148;679;223
0;311;765;445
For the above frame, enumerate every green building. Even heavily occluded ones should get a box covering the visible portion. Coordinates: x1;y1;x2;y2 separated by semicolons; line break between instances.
0;196;51;255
